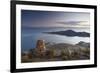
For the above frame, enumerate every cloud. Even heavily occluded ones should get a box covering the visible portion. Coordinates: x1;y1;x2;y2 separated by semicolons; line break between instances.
55;21;90;28
56;21;89;25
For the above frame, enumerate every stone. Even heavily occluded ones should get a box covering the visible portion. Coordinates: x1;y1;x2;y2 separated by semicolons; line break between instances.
36;40;46;57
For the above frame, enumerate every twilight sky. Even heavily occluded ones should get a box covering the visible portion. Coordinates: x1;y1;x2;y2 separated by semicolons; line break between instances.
21;10;90;28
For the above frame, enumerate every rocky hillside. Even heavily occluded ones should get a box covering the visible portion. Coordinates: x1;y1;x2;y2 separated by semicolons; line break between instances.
21;41;90;63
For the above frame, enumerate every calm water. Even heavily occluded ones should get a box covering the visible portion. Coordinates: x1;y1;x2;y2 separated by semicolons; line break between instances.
21;27;90;51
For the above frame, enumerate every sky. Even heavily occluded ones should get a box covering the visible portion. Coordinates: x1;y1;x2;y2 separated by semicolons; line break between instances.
21;10;90;28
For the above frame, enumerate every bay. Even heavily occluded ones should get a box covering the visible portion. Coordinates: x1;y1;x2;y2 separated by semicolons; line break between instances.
21;27;90;51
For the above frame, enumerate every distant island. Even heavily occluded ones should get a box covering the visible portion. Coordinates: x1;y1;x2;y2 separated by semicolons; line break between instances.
44;30;90;37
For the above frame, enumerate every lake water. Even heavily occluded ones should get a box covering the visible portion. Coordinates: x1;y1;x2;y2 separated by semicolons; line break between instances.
21;27;90;51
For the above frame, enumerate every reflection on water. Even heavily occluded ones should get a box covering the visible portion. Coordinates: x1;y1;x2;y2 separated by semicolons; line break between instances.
21;27;90;51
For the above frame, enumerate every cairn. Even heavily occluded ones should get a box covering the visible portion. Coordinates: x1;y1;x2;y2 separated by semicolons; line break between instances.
36;40;46;57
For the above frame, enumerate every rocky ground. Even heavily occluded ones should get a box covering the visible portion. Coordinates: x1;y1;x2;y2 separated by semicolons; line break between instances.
21;41;90;63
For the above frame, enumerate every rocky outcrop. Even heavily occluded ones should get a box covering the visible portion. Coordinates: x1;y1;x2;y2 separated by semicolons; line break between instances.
21;41;90;63
46;41;90;59
76;41;90;48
